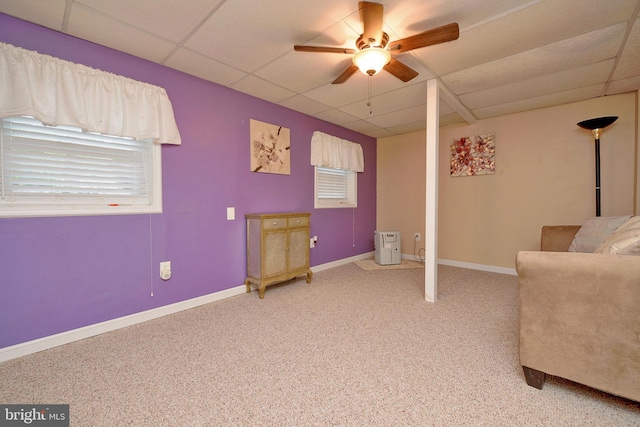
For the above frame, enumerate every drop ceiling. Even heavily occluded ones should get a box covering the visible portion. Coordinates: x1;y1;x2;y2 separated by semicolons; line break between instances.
1;0;639;138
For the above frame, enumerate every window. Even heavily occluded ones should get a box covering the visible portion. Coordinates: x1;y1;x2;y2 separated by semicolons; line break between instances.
309;131;363;209
314;166;357;209
0;116;162;218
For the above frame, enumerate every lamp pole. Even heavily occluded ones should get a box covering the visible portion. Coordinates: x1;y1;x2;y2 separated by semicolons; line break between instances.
577;116;618;217
594;133;601;216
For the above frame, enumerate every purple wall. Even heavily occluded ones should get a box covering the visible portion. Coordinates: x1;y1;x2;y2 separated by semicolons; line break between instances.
0;14;376;349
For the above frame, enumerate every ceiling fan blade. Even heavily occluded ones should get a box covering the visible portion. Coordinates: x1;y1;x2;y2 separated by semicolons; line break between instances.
383;58;419;82
359;1;384;47
294;45;356;54
332;64;359;84
388;22;459;53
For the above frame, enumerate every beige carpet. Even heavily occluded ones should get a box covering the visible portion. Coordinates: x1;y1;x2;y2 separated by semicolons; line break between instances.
0;264;638;426
354;257;424;270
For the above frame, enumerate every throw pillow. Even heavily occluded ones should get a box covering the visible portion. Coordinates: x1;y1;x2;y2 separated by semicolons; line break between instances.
614;215;640;233
595;216;640;255
568;215;632;253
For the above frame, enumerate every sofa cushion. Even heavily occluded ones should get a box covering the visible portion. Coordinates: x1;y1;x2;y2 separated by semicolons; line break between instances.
568;215;632;253
595;216;640;255
540;226;581;252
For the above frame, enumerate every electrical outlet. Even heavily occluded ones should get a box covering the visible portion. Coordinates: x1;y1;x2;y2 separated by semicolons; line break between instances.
414;233;421;241
160;261;171;280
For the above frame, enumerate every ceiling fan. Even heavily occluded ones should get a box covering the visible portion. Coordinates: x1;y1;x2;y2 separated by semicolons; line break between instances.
294;1;459;84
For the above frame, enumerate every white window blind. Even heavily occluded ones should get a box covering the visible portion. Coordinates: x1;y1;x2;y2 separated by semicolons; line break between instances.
315;166;356;208
317;167;349;199
0;116;160;217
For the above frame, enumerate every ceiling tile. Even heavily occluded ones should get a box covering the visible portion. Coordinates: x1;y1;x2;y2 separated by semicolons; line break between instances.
278;95;331;116
341;119;390;137
230;75;296;103
437;98;458;116
0;0;66;31
442;24;626;95
379;0;535;38
460;60;615;109
312;109;360;126
473;85;605;119
386;120;429;135
363;127;396;139
67;4;176;62
164;48;246;87
606;75;640;96
364;104;427;128
304;79;369;109
340;82;428;119
613;17;640;81
439;113;467;128
76;0;224;43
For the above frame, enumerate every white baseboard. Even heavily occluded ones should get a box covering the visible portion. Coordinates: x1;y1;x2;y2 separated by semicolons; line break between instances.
402;253;425;262
437;258;517;276
315;252;516;276
402;253;516;275
0;285;247;363
0;251;513;363
311;252;375;273
311;251;374;272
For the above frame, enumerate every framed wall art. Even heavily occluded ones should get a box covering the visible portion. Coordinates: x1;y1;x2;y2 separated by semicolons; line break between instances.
250;119;290;175
450;133;495;177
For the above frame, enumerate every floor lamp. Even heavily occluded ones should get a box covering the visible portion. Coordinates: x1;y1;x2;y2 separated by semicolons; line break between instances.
577;116;618;217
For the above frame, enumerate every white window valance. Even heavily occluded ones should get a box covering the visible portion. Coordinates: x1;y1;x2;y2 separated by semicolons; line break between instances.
0;42;181;145
310;131;364;172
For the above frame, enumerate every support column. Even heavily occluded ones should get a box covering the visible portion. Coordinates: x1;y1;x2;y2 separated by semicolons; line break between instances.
635;90;639;215
425;79;439;302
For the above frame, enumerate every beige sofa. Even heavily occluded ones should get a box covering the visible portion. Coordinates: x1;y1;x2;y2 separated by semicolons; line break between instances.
515;224;640;402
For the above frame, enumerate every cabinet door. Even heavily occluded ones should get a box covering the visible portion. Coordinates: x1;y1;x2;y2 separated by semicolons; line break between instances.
288;228;309;271
263;231;287;277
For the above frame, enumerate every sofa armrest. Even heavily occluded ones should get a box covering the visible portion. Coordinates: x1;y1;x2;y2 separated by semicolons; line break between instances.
540;225;581;251
516;251;640;402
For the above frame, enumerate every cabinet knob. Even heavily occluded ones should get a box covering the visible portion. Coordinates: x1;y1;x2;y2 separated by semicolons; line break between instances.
273;222;277;225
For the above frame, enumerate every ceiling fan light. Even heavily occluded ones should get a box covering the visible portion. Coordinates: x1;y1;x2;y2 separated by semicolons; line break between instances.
353;47;391;76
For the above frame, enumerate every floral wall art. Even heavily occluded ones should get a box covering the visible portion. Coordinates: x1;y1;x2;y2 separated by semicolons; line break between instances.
450;133;495;177
250;119;291;175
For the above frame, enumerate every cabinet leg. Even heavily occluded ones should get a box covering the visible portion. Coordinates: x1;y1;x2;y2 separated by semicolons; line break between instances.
259;285;266;299
306;269;313;284
245;280;251;294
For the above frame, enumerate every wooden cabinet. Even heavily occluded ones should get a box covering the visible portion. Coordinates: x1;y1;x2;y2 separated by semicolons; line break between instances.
245;212;313;298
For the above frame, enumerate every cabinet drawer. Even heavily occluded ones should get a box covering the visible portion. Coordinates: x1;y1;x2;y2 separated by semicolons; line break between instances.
262;218;287;230
288;216;309;227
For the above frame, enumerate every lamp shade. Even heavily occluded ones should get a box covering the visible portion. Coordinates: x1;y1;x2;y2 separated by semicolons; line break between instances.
577;116;618;131
352;48;391;76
